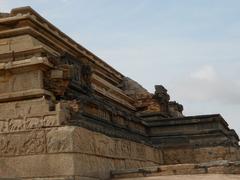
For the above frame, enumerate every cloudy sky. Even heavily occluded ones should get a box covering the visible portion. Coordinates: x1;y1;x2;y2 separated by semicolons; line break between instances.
1;0;240;134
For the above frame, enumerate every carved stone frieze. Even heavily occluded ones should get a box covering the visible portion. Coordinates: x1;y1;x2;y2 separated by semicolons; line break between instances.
0;130;46;156
44;53;92;99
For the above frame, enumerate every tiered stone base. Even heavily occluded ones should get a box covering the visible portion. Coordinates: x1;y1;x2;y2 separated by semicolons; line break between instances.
0;126;162;179
0;99;239;179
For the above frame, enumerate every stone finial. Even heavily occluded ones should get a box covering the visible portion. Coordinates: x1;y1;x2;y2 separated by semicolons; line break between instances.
154;85;170;103
168;101;184;117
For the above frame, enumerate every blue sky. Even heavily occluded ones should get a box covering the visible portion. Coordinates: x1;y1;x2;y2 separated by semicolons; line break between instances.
1;0;240;134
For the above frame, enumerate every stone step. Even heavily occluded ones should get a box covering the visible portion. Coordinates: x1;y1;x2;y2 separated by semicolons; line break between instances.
111;160;240;179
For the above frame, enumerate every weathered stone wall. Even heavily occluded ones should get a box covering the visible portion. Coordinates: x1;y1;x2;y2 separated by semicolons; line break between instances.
163;146;240;165
0;98;65;131
0;98;163;179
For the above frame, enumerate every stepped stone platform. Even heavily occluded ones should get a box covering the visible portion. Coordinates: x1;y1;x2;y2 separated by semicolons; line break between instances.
111;160;240;179
0;6;239;180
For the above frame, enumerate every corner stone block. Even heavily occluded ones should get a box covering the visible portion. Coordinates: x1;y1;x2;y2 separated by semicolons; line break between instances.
72;127;95;154
46;127;74;153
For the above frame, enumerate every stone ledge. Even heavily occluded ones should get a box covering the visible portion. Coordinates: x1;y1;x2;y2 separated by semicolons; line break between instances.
0;57;53;71
0;89;54;103
111;160;240;179
111;174;240;180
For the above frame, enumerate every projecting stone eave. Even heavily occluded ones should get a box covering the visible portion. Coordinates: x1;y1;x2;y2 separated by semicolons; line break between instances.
144;114;229;127
0;7;139;110
144;113;240;146
8;6;124;80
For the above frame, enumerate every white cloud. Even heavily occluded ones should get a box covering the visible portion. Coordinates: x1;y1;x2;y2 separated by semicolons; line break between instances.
167;65;240;133
170;65;240;105
190;65;217;81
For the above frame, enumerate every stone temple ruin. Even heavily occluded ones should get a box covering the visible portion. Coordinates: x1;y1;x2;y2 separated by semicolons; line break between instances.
0;6;240;180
